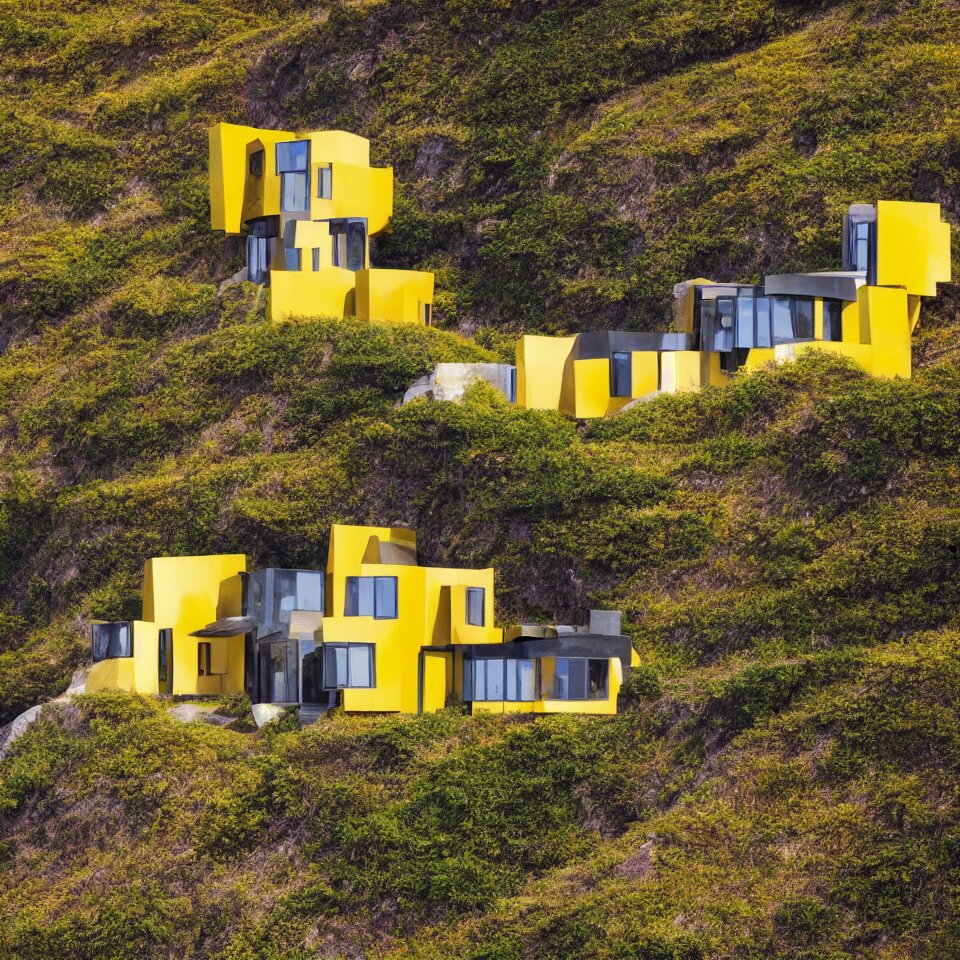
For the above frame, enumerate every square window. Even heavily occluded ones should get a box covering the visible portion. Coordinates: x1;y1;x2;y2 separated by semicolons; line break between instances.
284;247;301;271
276;140;309;173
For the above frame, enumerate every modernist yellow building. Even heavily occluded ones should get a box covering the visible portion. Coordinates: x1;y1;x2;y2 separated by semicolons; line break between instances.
515;201;952;417
209;123;434;324
86;525;636;718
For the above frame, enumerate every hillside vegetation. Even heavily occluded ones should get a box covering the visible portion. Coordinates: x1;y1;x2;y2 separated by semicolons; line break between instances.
1;0;960;957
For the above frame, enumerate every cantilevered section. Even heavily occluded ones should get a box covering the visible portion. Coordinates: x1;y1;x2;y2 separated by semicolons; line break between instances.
506;201;952;418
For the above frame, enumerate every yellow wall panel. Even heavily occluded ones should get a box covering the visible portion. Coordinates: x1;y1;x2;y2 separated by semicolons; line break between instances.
267;267;356;321
876;200;951;297
572;357;613;419
630;351;659;398
860;284;911;379
355;268;434;324
516;335;578;411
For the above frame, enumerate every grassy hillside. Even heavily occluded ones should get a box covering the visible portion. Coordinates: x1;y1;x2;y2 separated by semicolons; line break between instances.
2;0;960;957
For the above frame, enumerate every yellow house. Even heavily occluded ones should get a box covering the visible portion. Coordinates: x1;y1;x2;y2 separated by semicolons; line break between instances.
209;123;434;324
515;201;952;417
85;525;637;718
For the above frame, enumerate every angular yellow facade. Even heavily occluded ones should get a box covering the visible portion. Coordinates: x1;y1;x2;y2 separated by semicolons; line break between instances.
84;525;636;718
514;201;952;417
209;123;433;324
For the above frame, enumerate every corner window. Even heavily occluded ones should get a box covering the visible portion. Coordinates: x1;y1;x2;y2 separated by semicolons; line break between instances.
545;657;608;700
323;643;375;689
273;570;324;626
277;140;309;213
466;587;485;626
345;576;398;619
611;351;632;397
249;149;264;177
823;299;843;342
317;166;332;199
91;622;132;662
198;642;212;677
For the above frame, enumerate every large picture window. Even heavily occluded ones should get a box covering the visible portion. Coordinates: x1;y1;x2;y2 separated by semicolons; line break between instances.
331;219;367;271
345;576;398;619
277;140;309;212
323;643;375;689
91;622;132;662
464;658;536;702
466;587;485;626
273;570;324;625
544;657;608;700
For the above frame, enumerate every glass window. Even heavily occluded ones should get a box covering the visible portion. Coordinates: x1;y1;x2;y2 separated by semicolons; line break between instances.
509;367;517;404
466;587;485;626
423;302;432;326
247;236;270;285
714;297;735;351
793;298;814;339
284;247;301;271
347;221;366;271
345;577;397;619
772;297;794;343
546;657;609;700
296;571;324;613
249;149;264;176
735;295;755;348
323;643;375;689
853;221;870;272
505;659;536;702
755;297;772;347
468;659;506;701
91;622;132;662
198;641;212;676
276;141;309;173
588;660;608;699
312;247;320;272
317;166;332;199
374;576;398;619
611;351;632;397
823;299;843;342
281;172;308;212
158;629;171;684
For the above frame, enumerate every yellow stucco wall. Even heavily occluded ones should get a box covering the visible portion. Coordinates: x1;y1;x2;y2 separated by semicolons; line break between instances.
876;200;952;298
143;554;247;697
860;284;911;379
572;357;614;419
516;334;578;411
660;351;704;393
631;351;660;398
355;268;434;324
267;267;356;321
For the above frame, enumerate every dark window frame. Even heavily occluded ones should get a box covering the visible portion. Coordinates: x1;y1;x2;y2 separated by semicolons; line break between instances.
549;656;609;701
91;622;133;662
317;166;332;199
611;351;632;398
465;657;537;703
198;641;212;677
466;587;485;627
284;247;302;272
344;576;399;620
249;149;264;177
322;642;375;690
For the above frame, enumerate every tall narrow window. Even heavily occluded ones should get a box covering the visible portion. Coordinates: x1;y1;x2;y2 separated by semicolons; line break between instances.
198;642;212;677
249;149;264;176
714;297;735;351
346;220;366;270
735;295;755;348
277;140;309;213
423;303;432;325
755;297;772;347
792;298;814;339
771;298;794;343
466;587;485;626
317;166;332;199
611;351;632;397
312;247;321;272
284;247;301;271
823;299;844;342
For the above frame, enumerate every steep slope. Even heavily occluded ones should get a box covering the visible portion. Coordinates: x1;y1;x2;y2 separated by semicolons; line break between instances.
1;0;960;957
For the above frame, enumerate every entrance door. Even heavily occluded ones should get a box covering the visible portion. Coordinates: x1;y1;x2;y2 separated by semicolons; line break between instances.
158;628;173;694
